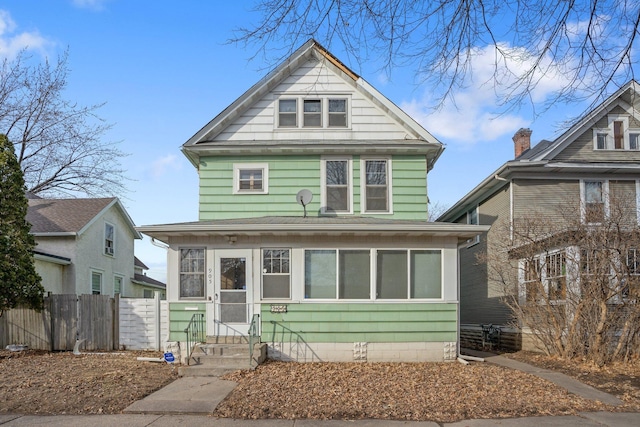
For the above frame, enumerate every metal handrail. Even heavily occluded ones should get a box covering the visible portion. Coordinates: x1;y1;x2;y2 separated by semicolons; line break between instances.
248;313;260;369
184;313;205;365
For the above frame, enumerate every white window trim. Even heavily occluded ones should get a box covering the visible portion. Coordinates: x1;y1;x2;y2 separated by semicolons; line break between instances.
592;115;640;150
321;156;353;214
275;95;351;130
104;222;115;257
90;269;103;295
360;157;393;214
580;179;610;224
261;248;292;300
233;163;269;194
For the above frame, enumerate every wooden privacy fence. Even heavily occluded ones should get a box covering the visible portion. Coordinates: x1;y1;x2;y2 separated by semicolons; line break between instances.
0;294;119;351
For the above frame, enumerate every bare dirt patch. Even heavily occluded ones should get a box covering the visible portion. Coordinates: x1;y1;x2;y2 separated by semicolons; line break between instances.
214;360;619;422
0;349;177;415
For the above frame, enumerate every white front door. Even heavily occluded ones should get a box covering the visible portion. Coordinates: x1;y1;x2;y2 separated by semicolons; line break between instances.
213;249;252;336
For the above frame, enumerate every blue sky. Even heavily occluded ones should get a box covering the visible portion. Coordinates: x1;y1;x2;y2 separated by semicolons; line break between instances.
0;0;591;281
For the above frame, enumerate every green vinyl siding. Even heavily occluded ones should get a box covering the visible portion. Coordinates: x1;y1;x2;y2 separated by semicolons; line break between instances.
168;302;206;341
261;303;457;343
198;154;428;220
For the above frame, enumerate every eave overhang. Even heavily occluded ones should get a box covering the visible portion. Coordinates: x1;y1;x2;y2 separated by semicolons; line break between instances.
137;219;489;245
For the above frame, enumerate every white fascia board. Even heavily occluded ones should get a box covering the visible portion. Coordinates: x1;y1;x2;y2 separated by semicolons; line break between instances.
32;232;77;237
34;252;72;265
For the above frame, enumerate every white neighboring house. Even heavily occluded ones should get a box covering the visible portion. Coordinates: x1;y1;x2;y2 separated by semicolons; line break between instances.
26;196;150;297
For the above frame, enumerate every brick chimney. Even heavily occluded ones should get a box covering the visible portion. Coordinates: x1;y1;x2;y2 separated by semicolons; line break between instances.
512;128;532;158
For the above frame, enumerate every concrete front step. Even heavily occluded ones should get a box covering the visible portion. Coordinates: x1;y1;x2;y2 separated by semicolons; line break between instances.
194;343;251;357
178;342;267;377
178;364;245;377
206;335;248;344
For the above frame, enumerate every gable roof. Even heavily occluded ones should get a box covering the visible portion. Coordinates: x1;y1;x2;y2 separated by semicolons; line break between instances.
27;197;142;239
438;80;640;222
181;39;444;170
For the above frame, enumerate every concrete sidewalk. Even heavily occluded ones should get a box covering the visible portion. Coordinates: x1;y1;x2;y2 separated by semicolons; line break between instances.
2;412;640;426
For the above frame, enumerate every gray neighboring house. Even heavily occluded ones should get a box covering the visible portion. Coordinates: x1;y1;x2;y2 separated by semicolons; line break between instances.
27;197;147;297
438;80;640;347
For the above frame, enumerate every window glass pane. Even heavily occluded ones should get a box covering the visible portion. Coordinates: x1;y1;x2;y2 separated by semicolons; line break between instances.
305;250;336;298
304;99;321;112
631;133;639;150
239;169;263;190
365;160;387;184
328;99;347;127
327;187;348;211
328;99;346;112
411;250;441;298
91;272;102;295
339;250;370;299
597;133;607;149
377;251;407;299
220;258;246;290
326;161;347;185
279;99;297;113
366;187;388;211
114;277;122;294
303;100;321;127
279;114;297;127
180;248;205;298
262;249;291;299
585;181;604;222
263;275;290;298
585;181;603;203
468;208;478;225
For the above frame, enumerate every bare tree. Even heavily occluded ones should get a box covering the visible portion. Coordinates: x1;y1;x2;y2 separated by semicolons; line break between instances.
487;191;640;366
0;50;127;197
231;0;640;112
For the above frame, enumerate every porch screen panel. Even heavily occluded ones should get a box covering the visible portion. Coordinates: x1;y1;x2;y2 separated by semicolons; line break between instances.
339;250;370;299
305;250;336;299
410;250;442;298
377;250;407;299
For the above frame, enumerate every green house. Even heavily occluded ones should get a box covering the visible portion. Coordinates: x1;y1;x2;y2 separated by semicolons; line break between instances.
139;40;487;362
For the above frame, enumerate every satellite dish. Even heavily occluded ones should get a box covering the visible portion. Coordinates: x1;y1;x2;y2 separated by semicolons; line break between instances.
296;189;313;217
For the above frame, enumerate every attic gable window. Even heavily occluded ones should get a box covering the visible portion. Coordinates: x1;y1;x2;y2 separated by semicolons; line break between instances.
593;115;640;151
276;96;349;129
278;99;297;127
233;163;269;194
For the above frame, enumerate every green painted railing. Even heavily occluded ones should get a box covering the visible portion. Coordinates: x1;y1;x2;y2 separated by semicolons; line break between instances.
184;313;205;365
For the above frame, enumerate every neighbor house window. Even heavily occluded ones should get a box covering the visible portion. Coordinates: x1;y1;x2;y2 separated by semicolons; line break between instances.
114;276;123;295
262;249;290;299
179;248;205;299
233;163;269;194
303;99;322;127
362;159;391;213
466;206;480;245
624;249;640;299
582;180;607;223
546;251;567;300
104;223;114;256
278;99;297;127
305;249;441;300
593;115;640;150
144;289;153;298
91;271;102;295
322;158;351;213
328;99;347;127
523;258;542;303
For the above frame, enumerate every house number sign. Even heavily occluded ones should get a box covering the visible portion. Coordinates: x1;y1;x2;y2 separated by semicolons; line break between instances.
270;305;287;313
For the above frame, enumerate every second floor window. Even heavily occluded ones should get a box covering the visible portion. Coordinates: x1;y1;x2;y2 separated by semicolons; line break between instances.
234;163;269;194
323;158;350;213
303;99;322;127
277;97;349;128
362;159;390;213
104;223;114;256
278;99;297;127
583;180;606;223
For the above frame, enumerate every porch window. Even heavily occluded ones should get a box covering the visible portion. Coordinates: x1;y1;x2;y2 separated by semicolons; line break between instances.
362;159;391;213
411;250;442;298
377;250;442;299
91;271;102;295
262;249;290;299
322;158;351;213
179;248;205;299
304;249;370;299
233;163;269;194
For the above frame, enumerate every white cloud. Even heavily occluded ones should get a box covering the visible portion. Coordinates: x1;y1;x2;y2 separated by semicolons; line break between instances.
0;10;51;60
71;0;111;11
150;154;183;179
402;43;574;146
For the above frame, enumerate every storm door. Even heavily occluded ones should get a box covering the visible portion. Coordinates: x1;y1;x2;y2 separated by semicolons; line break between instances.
214;250;252;333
